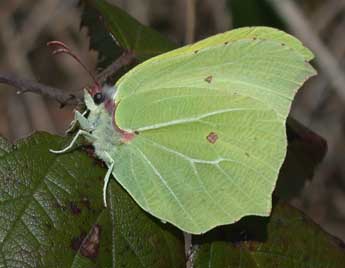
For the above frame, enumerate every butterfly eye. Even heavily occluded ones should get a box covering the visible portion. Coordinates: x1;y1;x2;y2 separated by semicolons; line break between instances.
93;92;105;105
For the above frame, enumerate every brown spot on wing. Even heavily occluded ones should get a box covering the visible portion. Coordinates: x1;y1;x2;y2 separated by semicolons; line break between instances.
207;132;218;144
204;75;213;83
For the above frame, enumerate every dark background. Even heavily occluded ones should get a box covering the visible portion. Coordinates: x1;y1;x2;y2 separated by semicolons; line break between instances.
1;0;345;242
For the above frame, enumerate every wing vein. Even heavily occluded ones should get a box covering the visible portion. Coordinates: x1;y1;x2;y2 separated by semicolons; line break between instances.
215;164;256;205
129;151;149;208
134;107;263;132
138;136;267;213
139;136;240;216
131;144;199;229
139;135;272;185
190;163;237;217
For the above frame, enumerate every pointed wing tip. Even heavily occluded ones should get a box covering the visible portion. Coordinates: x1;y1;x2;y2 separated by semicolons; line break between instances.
244;26;315;62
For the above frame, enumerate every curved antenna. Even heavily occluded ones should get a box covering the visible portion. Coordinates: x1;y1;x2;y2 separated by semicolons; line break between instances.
47;41;100;89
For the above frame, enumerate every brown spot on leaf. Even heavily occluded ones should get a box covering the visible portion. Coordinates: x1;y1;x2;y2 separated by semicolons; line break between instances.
69;202;81;215
134;130;139;135
194;50;199;54
245;152;250;157
204;75;213;83
224;41;229;45
253;37;257;40
80;224;101;259
207;132;218;144
281;43;286;46
71;232;87;251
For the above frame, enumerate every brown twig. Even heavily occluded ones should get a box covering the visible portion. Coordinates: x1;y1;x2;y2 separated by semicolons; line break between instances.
185;0;196;44
0;73;83;107
0;52;136;107
96;50;137;85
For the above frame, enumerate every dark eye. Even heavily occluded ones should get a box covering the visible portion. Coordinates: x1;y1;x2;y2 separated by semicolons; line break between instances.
93;92;105;105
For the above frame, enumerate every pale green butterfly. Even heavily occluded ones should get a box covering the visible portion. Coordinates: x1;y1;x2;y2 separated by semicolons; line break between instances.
51;27;316;234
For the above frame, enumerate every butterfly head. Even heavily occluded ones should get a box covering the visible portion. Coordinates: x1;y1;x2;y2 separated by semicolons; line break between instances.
88;84;116;105
84;84;135;143
93;92;105;105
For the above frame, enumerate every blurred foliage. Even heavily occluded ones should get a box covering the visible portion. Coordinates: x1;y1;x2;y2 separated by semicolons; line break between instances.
228;0;285;29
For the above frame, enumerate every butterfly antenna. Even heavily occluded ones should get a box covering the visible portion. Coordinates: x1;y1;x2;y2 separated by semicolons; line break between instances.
47;41;100;89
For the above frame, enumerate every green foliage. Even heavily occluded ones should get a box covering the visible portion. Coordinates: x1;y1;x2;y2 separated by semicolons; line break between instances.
192;202;345;267
80;1;122;69
80;0;177;69
0;133;184;267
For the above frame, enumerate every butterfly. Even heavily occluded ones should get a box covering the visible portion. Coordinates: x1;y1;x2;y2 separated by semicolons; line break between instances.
51;27;316;234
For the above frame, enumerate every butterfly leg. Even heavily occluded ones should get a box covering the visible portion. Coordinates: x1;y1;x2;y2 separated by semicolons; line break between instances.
66;110;91;133
50;130;95;154
102;159;115;207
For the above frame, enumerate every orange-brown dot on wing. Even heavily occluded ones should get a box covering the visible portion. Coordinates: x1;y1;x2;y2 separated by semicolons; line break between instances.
204;75;213;83
207;132;218;144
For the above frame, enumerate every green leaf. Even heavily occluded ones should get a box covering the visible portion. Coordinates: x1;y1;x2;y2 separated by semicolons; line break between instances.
80;0;177;65
275;118;327;200
0;133;185;267
80;1;122;69
192;202;345;267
